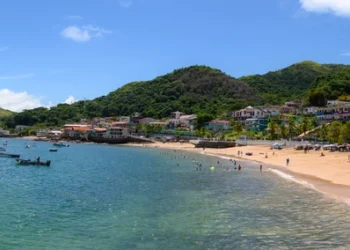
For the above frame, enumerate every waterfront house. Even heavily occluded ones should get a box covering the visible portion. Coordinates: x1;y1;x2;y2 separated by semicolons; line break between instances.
205;120;230;132
111;121;129;129
36;129;48;137
63;124;91;138
15;125;29;133
0;127;10;136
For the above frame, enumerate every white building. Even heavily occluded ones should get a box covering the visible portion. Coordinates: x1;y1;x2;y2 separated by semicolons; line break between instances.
232;106;266;120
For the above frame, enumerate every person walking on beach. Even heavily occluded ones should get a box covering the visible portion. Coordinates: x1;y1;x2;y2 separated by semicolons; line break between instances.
238;165;241;171
286;158;290;166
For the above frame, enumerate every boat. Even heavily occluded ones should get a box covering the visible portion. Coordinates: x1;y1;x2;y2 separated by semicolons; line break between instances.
49;148;58;152
0;152;20;158
53;141;70;147
16;159;51;166
0;147;6;152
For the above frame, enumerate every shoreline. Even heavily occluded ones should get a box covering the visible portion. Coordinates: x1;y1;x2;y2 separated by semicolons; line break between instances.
125;142;350;204
14;137;350;203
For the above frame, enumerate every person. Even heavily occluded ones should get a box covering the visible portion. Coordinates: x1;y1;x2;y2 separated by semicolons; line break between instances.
260;165;262;171
286;158;290;166
36;156;40;163
238;165;241;171
234;160;236;166
265;153;268;158
321;152;325;157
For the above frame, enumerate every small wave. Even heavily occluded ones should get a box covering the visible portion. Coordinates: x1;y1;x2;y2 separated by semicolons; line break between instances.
269;168;317;190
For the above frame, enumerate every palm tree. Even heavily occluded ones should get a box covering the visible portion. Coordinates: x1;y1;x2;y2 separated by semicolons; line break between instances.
287;117;296;139
268;119;278;140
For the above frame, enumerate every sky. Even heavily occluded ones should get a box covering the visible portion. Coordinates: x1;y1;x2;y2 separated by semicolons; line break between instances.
1;0;350;112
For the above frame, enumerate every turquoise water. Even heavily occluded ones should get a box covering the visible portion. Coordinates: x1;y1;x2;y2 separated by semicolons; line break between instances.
0;139;350;249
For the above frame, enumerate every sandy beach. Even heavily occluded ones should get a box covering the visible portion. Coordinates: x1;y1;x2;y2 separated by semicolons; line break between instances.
128;142;350;202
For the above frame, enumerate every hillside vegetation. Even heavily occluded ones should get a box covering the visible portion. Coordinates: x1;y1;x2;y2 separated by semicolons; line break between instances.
0;108;13;118
1;61;350;127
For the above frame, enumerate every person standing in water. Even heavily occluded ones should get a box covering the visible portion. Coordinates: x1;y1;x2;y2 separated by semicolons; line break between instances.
238;165;241;171
260;165;262;171
286;158;290;166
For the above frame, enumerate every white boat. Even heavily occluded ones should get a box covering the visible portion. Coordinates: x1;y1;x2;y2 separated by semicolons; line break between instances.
53;141;70;147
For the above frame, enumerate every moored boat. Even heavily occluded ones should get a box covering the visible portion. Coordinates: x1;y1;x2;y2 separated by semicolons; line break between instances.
16;159;51;166
53;141;70;147
49;148;58;152
0;152;20;158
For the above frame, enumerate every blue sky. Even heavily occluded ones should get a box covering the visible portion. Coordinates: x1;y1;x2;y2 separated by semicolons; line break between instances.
1;0;350;111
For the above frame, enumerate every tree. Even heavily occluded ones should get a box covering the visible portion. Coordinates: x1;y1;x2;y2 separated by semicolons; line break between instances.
280;124;288;139
318;123;329;141
340;121;350;143
287;117;296;139
308;90;327;107
327;121;342;143
268;119;278;140
233;120;243;134
301;117;311;134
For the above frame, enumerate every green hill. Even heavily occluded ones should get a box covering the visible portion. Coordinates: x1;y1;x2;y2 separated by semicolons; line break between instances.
4;61;350;127
0;108;14;118
239;61;335;104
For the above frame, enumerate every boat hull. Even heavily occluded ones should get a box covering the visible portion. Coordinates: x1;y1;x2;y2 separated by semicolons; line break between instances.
0;153;20;158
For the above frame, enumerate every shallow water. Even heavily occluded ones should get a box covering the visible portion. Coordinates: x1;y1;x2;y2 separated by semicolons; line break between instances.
0;139;349;249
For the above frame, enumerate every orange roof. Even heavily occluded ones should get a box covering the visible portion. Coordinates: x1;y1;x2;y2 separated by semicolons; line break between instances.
94;128;107;132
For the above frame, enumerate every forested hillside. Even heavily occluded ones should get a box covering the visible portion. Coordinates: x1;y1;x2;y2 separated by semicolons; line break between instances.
1;61;350;128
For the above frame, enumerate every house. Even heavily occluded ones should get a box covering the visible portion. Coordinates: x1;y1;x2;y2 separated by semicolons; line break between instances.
168;112;197;130
0;127;10;136
48;130;62;138
205;120;230;132
232;106;266;120
111;121;130;129
15;125;29;133
36;129;48;137
179;114;197;126
63;124;91;138
284;100;304;108
118;116;131;123
245;118;268;132
138;117;156;125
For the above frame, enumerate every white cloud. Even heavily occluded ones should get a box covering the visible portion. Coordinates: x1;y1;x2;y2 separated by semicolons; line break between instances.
341;52;350;56
65;95;78;104
300;0;350;17
119;0;132;8
0;73;35;80
61;25;112;42
0;47;8;52
61;26;90;42
0;89;43;112
64;15;83;20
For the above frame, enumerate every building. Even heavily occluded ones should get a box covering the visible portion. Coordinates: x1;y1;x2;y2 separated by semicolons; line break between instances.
0;127;10;136
15;125;29;133
205;120;230;132
284;100;304;108
110;121;130;129
232;106;266;120
36;129;48;137
63;124;91;138
138;117;156;125
245;118;268;132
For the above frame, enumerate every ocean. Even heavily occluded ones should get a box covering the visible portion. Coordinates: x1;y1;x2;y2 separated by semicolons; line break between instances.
0;139;349;249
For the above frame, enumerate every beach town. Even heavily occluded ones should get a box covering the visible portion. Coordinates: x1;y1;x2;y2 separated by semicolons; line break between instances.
1;97;350;202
